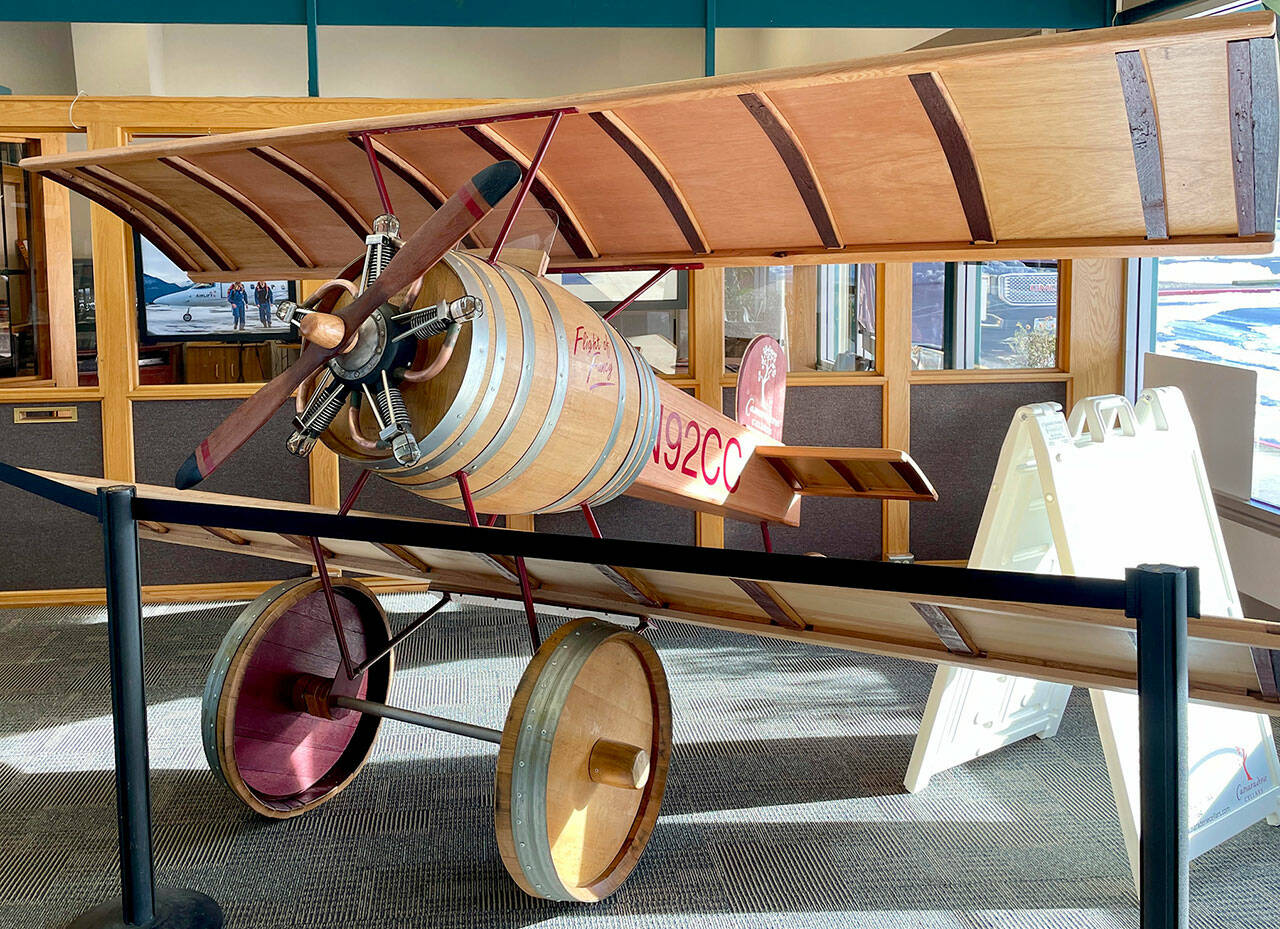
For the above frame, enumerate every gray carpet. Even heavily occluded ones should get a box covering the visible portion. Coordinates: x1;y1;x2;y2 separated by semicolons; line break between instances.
0;593;1277;929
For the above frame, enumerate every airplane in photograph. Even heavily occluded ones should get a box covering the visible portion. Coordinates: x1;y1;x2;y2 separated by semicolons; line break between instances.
150;280;291;310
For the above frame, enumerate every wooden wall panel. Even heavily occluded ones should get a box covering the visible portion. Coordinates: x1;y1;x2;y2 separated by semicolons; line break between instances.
132;400;310;585
909;381;1068;562
0;403;104;590
723;384;883;559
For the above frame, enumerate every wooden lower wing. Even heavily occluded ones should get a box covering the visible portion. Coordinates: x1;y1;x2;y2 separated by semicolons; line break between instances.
23;469;1279;719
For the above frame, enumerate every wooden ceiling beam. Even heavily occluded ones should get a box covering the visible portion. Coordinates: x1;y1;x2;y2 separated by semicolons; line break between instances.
78;164;236;271
160;154;316;269
249;145;372;239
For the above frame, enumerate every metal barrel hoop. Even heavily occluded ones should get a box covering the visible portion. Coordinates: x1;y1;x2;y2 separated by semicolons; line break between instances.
464;269;570;505
201;578;393;817
361;252;495;474
589;341;661;507
394;253;511;478
413;256;539;493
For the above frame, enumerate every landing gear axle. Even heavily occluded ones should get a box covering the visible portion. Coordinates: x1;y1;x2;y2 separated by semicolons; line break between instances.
202;579;670;902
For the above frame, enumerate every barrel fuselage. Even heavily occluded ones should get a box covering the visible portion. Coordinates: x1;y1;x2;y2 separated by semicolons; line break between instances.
321;252;800;524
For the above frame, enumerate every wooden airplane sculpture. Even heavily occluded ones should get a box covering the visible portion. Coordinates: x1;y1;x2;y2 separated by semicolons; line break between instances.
17;10;1279;906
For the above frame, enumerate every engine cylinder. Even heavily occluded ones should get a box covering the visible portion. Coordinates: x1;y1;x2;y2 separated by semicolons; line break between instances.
322;252;661;515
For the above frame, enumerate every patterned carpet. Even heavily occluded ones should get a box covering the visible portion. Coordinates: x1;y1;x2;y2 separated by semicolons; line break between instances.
0;593;1277;929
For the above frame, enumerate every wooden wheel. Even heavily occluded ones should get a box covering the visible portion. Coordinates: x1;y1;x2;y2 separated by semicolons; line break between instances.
495;617;671;902
201;577;393;818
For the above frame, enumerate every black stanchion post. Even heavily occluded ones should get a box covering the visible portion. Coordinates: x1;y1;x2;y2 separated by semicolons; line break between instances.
1126;564;1193;929
69;485;222;929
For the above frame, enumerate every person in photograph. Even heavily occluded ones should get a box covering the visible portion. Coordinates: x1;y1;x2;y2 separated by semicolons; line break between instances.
254;281;272;327
228;282;248;331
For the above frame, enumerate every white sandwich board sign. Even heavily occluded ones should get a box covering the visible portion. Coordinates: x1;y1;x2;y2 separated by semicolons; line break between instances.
905;388;1280;887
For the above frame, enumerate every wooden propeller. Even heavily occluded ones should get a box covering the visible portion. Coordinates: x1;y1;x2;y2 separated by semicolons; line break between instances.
175;160;523;490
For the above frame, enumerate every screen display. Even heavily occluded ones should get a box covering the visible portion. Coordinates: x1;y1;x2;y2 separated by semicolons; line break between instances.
137;237;295;340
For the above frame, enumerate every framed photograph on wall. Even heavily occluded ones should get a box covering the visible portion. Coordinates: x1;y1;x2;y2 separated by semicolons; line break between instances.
134;234;297;343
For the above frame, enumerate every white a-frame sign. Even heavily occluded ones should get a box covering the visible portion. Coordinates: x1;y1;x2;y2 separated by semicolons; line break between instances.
905;388;1280;888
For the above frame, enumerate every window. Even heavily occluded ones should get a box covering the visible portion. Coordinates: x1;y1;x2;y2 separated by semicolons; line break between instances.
724;264;876;373
0;140;37;379
547;270;689;376
1147;236;1280;505
911;260;1061;370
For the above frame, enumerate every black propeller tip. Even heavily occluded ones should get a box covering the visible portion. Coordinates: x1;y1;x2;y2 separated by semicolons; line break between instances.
474;160;523;207
175;453;203;491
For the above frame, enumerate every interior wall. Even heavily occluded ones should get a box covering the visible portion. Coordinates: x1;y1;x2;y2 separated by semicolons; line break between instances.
61;23;954;99
0;23;77;94
318;27;705;96
715;27;946;72
70;24;160;95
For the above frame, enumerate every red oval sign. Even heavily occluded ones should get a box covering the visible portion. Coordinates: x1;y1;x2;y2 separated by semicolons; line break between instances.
735;334;787;442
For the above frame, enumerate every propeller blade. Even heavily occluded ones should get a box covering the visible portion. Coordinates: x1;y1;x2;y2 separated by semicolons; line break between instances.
175;342;328;489
335;160;522;336
174;160;524;489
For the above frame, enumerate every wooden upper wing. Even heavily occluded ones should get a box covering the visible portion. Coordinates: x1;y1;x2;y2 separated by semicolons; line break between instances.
21;12;1279;280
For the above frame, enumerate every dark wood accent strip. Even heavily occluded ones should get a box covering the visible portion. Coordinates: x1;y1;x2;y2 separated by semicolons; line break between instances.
78;165;235;270
459;125;594;259
159;155;315;268
46;169;200;272
374;542;432;575
347;136;481;250
908;72;995;244
595;564;663;607
249;146;371;239
1115;50;1169;240
1251;646;1280;700
911;601;977;655
891;459;937;498
1229;39;1258;236
764;455;804;492
202;526;248;546
1251;37;1278;234
587;111;708;254
281;533;335;559
828;458;869;494
473;551;525;585
733;578;806;629
738;92;840;249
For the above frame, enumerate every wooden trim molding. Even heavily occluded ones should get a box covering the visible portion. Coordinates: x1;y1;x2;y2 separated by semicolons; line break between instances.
738;92;841;250
908;72;995;245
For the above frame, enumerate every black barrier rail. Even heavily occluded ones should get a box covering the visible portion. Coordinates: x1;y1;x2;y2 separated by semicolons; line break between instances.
128;494;1134;610
0;464;1194;929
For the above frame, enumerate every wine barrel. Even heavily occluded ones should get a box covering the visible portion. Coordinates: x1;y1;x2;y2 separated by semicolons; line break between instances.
323;252;662;515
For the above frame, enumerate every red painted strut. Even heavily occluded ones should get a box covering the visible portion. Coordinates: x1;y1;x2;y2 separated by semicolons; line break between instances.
488;110;564;265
